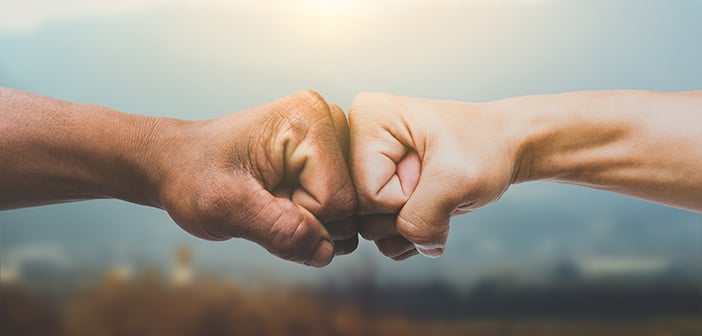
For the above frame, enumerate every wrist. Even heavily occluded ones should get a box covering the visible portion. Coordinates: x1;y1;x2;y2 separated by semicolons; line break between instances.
468;98;534;186
490;91;636;186
487;93;583;185
484;94;560;184
87;106;191;209
116;113;192;209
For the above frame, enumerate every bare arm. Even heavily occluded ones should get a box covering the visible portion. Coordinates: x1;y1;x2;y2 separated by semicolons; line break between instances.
350;90;702;259
0;87;167;208
0;88;358;267
505;90;702;211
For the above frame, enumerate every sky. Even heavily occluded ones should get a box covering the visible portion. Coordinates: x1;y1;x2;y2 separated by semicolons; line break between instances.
1;0;701;287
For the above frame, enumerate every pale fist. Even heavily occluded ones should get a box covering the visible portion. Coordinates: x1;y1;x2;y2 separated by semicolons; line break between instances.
349;93;519;259
158;91;357;267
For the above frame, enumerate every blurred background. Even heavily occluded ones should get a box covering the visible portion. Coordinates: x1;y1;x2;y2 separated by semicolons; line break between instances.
1;0;701;335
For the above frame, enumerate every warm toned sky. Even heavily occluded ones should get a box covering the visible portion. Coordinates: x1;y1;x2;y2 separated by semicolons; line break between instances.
1;0;700;286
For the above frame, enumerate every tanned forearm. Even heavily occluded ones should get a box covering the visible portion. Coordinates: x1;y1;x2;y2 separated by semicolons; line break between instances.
498;90;702;211
0;87;177;209
0;88;358;266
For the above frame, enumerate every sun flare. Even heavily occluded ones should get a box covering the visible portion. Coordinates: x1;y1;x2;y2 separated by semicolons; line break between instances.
295;0;362;18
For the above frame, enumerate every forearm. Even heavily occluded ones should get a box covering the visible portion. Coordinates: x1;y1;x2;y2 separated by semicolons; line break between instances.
0;88;177;209
493;90;702;211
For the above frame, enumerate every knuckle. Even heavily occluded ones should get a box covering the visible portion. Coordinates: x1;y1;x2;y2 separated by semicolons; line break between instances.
291;90;328;114
354;189;382;215
349;92;389;115
350;91;378;107
347;107;360;126
296;89;325;104
278;91;332;140
329;184;358;215
312;181;357;221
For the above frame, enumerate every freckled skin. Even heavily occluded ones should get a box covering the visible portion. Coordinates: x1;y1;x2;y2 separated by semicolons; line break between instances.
350;91;702;259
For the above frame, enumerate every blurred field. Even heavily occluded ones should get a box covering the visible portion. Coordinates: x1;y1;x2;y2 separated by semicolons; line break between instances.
2;274;700;336
2;246;701;336
379;319;702;336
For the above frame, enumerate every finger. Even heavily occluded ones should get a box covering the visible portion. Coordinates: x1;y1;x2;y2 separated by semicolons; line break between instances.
375;235;416;259
325;217;358;241
357;214;398;241
392;248;419;261
348;94;419;214
396;159;459;258
349;93;457;258
328;103;350;160
289;98;356;222
349;121;408;213
333;236;359;256
236;186;335;268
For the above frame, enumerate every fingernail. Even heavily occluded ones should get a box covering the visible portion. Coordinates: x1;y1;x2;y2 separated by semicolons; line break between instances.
417;247;444;258
305;240;334;268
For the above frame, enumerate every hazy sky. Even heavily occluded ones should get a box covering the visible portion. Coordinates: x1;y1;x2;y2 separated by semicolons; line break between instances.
1;0;700;286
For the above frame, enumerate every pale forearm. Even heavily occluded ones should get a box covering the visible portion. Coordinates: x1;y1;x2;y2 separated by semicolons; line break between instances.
496;90;702;211
0;88;174;209
351;90;701;260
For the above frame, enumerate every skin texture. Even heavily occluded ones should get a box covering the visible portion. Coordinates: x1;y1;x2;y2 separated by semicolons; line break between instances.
2;87;700;264
0;88;357;267
349;91;702;260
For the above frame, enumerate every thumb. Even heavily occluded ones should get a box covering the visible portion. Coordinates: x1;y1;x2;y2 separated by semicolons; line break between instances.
396;157;460;258
238;188;335;268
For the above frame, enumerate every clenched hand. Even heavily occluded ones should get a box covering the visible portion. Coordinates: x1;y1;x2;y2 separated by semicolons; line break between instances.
156;91;358;267
349;92;519;259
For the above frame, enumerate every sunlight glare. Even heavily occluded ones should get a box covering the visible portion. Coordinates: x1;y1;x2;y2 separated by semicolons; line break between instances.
306;0;353;16
299;0;358;18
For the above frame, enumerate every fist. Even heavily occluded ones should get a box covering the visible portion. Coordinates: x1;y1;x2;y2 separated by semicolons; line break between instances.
158;91;357;267
349;92;519;259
